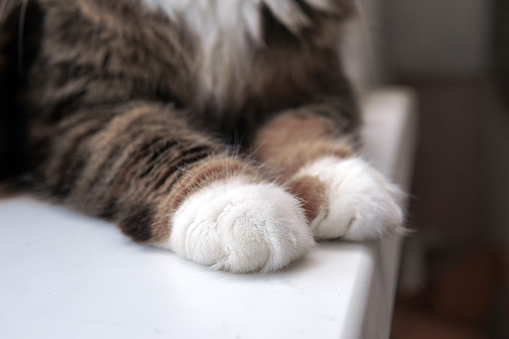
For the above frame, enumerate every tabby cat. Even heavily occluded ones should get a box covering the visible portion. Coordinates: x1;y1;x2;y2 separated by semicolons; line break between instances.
0;0;404;273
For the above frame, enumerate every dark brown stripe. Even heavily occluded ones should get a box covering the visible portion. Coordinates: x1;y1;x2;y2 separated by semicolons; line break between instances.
148;149;213;193
118;203;155;243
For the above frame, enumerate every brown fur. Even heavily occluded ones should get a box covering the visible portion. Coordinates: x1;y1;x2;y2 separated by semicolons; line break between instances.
287;175;328;222
0;0;360;244
254;113;356;180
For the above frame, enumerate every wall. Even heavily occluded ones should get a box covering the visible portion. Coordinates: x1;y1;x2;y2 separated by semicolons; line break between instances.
383;0;490;79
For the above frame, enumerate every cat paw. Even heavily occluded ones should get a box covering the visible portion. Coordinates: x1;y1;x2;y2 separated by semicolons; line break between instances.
166;177;314;273
294;157;405;241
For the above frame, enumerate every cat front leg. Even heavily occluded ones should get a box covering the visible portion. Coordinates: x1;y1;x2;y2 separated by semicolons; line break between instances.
253;110;405;241
36;102;312;272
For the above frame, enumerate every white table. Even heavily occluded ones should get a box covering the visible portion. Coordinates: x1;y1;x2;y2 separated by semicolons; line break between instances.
0;87;417;339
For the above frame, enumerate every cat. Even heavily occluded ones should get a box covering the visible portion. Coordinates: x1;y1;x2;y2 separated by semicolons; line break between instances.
0;0;404;273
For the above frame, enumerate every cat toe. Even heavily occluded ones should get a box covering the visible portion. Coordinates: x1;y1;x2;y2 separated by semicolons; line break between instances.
295;157;405;241
166;178;314;273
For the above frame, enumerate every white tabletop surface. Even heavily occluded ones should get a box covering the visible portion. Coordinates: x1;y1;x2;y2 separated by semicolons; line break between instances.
0;87;417;339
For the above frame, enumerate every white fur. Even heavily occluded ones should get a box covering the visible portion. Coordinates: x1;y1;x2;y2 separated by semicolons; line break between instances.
294;157;405;241
162;177;314;273
140;0;334;104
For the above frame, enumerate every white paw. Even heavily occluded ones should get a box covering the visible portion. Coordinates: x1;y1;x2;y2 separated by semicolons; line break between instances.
295;157;405;241
165;177;314;273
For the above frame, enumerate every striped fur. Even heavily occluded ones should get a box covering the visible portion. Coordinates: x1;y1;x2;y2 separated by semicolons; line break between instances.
0;0;405;272
140;0;353;104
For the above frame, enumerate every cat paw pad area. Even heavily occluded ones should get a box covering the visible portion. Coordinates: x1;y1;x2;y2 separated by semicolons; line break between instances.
166;178;315;273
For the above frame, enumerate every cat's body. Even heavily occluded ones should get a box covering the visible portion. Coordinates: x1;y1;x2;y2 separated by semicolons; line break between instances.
0;0;404;272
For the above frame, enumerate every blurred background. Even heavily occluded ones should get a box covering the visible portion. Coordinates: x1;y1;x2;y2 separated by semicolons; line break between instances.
344;0;509;337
